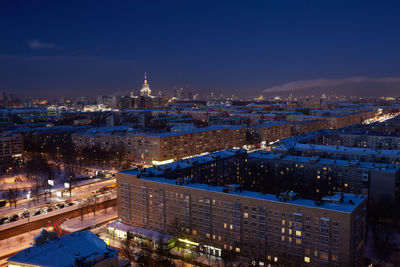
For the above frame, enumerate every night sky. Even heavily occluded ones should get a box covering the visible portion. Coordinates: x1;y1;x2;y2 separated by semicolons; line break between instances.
1;1;400;98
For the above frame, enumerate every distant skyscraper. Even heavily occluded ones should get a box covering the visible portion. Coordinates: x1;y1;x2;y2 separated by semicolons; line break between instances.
140;72;152;97
175;87;185;101
187;91;194;100
209;91;215;100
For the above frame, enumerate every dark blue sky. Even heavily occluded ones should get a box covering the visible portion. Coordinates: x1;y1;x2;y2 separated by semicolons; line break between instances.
1;1;400;98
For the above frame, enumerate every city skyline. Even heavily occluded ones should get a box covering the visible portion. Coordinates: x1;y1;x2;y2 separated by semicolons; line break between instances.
1;1;400;98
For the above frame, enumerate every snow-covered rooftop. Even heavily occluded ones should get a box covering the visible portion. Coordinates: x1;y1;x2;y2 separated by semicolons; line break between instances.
108;221;173;243
137;176;366;213
249;150;400;172
285;143;400;157
8;230;118;267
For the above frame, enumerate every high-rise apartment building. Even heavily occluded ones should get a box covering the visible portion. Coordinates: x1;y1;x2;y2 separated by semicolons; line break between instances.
117;167;367;266
72;125;246;165
0;133;23;164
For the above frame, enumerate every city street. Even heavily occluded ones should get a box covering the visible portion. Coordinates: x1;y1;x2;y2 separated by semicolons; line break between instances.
0;178;115;218
0;194;116;240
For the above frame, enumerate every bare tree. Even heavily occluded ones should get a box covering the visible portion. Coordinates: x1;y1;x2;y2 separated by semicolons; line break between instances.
86;196;99;216
122;231;134;263
79;202;89;221
103;195;111;214
6;188;19;208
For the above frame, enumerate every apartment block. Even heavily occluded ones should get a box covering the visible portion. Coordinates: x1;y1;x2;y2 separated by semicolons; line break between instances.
73;125;246;165
275;143;400;165
117;171;367;266
247;151;400;203
290;119;329;136
0;133;23;163
249;122;292;144
310;131;400;150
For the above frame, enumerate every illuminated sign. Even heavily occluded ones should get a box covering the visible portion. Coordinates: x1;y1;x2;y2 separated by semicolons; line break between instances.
178;238;199;246
152;159;174;166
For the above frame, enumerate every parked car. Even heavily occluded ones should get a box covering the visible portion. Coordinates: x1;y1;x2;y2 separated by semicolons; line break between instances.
9;214;19;222
33;210;41;216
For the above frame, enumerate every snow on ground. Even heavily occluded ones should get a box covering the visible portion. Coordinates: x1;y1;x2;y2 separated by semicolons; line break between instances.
0;178;115;218
61;207;117;232
0;229;41;259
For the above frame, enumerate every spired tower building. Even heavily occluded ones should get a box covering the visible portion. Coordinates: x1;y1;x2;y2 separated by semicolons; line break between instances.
130;72;167;109
140;73;152;97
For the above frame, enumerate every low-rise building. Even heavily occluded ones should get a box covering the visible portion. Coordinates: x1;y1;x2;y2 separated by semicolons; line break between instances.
7;229;118;267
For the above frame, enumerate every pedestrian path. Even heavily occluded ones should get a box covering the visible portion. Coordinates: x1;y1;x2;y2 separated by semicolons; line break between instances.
60;207;117;232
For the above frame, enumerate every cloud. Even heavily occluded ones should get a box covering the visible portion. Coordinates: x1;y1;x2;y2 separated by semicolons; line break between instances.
262;76;400;93
28;40;56;49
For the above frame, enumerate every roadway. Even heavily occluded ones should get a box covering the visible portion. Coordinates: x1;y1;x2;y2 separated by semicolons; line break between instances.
0;178;116;218
0;197;116;241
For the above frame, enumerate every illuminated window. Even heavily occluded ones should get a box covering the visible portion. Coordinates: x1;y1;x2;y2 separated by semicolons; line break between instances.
192;230;197;235
230;224;233;230
304;256;310;263
244;213;248;218
281;228;285;234
235;247;240;253
224;223;227;229
344;183;348;187
289;229;292;235
320;252;329;260
206;233;210;238
281;236;285;241
274;257;278;262
296;239;301;245
282;220;285;225
296;230;302;237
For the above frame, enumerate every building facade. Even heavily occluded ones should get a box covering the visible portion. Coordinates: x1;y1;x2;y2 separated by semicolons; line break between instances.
117;171;367;266
72;125;246;165
0;133;23;164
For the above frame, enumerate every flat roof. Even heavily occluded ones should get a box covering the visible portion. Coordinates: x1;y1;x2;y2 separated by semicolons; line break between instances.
249;150;400;172
291;143;400;157
8;230;118;267
136;176;365;213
